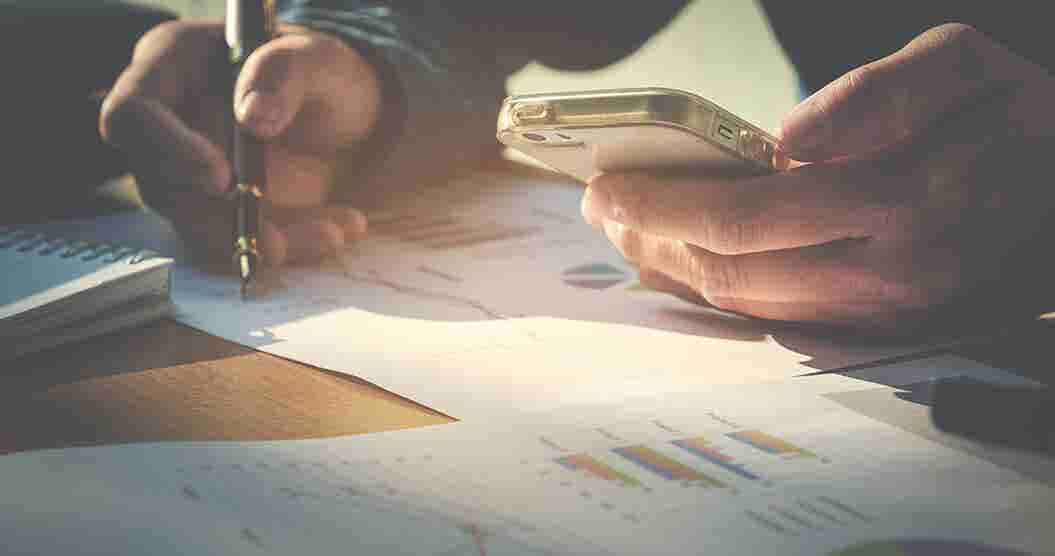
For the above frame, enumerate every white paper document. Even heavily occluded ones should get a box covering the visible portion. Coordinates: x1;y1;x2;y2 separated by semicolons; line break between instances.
40;173;976;418
1;359;1050;555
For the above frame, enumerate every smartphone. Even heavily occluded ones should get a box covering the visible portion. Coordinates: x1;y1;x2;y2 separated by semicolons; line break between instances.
496;87;781;182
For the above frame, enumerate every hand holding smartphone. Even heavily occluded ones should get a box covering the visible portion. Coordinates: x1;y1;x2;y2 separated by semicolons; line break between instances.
497;87;783;182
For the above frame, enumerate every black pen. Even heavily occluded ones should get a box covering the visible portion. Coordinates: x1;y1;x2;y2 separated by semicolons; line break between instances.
226;0;274;300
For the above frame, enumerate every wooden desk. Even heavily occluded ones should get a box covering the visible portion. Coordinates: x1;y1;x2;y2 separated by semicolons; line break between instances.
0;319;450;455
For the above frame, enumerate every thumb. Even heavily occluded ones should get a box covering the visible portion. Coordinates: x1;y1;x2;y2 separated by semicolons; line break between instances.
780;23;1037;162
234;30;380;148
234;34;312;139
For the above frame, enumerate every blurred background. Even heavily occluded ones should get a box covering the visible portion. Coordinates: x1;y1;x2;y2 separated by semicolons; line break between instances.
131;0;801;133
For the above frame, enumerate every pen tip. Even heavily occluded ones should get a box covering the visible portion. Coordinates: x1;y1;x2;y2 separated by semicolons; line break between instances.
237;252;255;301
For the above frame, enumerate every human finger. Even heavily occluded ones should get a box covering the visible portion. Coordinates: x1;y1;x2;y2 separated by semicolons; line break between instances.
602;220;919;323
584;164;896;255
101;87;231;197
234;30;380;148
100;22;231;197
781;23;1045;162
139;186;233;264
262;205;367;266
233;31;381;210
138;177;366;267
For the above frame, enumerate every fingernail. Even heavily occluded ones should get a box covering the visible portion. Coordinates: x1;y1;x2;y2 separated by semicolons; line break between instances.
772;147;792;172
237;91;284;136
581;186;610;228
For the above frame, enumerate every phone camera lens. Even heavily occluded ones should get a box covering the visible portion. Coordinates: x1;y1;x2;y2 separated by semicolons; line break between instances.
523;133;547;142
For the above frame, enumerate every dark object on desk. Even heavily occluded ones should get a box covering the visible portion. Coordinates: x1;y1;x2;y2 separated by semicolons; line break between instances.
932;379;1054;455
0;1;175;223
226;0;274;299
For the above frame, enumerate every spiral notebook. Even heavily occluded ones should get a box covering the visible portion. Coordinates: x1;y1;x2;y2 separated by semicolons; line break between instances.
1;226;173;361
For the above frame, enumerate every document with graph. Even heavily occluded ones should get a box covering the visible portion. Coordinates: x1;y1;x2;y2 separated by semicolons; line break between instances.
47;172;979;419
0;359;1050;555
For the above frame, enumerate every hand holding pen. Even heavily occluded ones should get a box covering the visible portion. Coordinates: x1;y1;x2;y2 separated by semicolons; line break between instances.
100;12;380;271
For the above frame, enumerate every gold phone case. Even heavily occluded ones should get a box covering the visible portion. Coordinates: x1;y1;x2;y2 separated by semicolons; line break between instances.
497;87;780;181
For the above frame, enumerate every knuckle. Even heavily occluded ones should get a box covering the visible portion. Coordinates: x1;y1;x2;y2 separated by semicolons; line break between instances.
931;23;982;48
691;250;745;302
922;23;989;79
705;212;763;255
696;185;767;254
839;65;878;100
134;20;193;55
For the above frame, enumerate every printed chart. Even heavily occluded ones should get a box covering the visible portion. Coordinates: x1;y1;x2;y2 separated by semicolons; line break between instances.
167;457;559;555
516;412;855;539
379;374;1054;555
1;373;1053;556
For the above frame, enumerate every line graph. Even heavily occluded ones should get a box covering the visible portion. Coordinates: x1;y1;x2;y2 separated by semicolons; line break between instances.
340;267;509;321
173;454;562;556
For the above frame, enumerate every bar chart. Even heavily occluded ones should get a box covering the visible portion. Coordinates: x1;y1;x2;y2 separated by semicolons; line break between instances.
545;424;820;494
555;454;641;486
672;438;762;480
611;446;725;486
727;430;818;459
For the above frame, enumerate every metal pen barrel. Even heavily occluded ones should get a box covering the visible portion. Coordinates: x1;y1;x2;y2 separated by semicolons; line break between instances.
227;0;274;61
227;0;274;299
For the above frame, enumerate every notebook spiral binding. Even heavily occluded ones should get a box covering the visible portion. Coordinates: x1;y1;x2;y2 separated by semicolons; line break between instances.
0;227;158;264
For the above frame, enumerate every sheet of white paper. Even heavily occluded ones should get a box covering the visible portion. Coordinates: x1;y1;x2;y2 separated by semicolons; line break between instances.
36;173;977;418
1;358;1050;556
